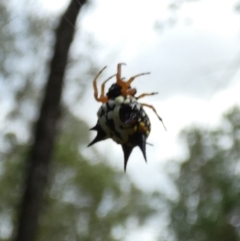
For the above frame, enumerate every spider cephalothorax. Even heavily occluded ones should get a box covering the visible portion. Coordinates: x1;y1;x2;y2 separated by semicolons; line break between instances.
88;63;166;171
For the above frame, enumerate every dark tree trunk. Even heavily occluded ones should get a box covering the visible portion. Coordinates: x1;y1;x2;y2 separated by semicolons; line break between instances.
13;1;87;241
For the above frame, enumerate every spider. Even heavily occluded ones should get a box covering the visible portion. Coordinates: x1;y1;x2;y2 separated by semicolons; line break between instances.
88;63;166;171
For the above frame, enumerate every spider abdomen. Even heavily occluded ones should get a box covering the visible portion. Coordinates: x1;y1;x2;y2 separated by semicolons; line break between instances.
89;95;151;170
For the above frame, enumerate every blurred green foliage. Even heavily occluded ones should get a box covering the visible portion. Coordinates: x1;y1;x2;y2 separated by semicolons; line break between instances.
170;106;240;241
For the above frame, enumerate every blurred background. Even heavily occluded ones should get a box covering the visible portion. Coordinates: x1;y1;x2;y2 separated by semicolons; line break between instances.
1;0;240;240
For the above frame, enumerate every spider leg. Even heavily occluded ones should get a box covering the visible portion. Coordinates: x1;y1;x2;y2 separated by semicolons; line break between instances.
140;103;167;131
117;63;126;82
93;66;116;103
116;63;127;89
116;64;151;96
121;72;150;96
126;72;150;87
93;66;107;102
99;74;116;101
136;92;158;100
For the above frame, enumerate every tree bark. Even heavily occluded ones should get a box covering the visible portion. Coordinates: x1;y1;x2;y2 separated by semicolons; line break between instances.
13;1;87;241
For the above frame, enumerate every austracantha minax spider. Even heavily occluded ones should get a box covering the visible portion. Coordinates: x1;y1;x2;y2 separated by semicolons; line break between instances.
88;63;166;171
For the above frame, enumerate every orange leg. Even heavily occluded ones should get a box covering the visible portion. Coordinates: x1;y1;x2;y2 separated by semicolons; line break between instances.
125;72;150;87
141;103;167;131
122;72;150;96
117;63;126;80
136;92;158;100
116;63;150;87
93;66;106;101
93;66;115;103
116;63;127;89
99;74;116;101
116;63;151;96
